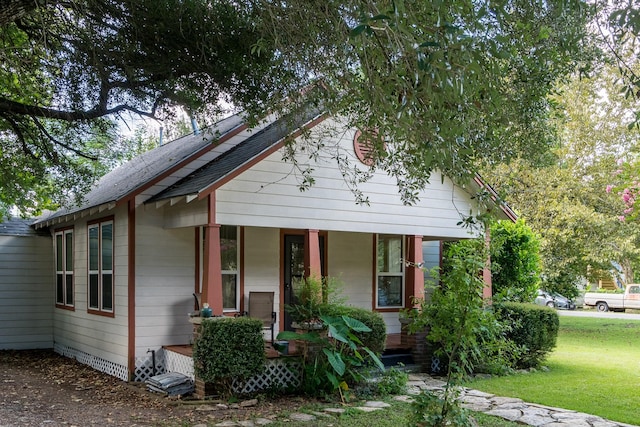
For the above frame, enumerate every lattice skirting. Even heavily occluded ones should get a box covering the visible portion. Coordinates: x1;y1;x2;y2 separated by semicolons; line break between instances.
134;350;167;382
54;343;128;381
232;358;303;394
163;349;194;380
162;349;303;395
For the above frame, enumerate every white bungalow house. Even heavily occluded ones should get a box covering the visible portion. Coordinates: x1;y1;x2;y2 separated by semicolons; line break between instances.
4;109;514;382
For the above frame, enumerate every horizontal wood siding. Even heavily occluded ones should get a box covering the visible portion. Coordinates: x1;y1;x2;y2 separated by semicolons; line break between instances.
242;227;281;333
135;206;196;355
326;231;373;309
52;205;129;368
216;119;477;239
0;234;53;349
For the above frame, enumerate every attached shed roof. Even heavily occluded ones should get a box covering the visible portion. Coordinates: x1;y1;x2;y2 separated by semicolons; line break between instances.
0;218;48;236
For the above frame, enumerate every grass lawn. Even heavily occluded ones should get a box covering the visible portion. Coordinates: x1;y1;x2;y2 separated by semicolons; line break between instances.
466;314;640;425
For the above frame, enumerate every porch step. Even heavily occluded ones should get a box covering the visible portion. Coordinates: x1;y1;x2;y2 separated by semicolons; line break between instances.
380;348;414;368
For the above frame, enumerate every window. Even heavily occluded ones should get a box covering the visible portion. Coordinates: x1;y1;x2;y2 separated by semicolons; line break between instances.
88;219;114;314
200;225;240;312
55;228;74;308
376;234;404;308
220;225;239;311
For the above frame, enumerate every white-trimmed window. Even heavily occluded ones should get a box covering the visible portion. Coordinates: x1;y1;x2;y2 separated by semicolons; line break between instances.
376;234;404;308
220;225;239;311
55;228;74;308
199;225;240;312
88;218;114;315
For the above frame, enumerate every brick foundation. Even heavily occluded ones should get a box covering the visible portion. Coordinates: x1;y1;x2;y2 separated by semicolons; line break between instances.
400;318;433;373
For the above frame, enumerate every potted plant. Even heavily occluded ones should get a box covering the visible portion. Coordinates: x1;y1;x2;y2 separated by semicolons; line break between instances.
287;275;337;331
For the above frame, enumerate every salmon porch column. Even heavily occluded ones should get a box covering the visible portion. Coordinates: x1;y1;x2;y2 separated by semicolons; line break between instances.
405;235;425;308
202;195;223;315
482;229;493;304
305;229;322;278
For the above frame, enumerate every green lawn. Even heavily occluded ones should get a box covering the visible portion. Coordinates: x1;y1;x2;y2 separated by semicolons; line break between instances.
466;315;640;425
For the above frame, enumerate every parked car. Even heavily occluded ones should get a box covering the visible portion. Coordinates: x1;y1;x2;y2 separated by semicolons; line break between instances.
535;290;576;310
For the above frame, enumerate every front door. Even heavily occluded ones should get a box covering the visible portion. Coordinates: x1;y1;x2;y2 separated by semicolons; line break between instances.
283;234;325;331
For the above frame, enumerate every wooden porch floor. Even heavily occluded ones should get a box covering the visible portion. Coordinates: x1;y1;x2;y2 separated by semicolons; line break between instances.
164;333;404;359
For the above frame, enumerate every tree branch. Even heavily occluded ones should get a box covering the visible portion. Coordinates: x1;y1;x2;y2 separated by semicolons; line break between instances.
0;97;157;121
31;116;98;161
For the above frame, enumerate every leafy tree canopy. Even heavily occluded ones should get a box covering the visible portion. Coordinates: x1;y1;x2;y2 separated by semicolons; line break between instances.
0;0;601;217
484;61;640;296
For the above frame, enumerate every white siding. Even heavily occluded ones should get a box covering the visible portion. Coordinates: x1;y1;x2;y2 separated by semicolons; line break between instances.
216;118;477;240
135;206;196;356
0;234;53;349
52;205;129;369
242;227;281;334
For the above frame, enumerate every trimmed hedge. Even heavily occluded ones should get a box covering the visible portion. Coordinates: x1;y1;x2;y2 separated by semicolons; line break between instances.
193;317;265;394
494;302;559;369
321;305;387;353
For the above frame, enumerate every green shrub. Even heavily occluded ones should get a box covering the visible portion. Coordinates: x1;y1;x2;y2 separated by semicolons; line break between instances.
276;315;384;400
376;366;408;396
321;305;387;354
490;219;542;303
494;302;559;369
193;317;265;395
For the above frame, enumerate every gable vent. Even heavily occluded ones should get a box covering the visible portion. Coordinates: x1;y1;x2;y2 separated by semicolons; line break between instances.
353;130;376;166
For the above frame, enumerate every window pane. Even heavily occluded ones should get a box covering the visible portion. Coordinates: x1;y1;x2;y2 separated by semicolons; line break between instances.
89;274;99;308
220;225;237;271
377;235;402;273
65;275;73;305
65;231;73;271
102;274;113;310
89;226;99;271
101;223;113;271
222;274;237;310
378;276;403;307
56;274;64;304
56;234;63;271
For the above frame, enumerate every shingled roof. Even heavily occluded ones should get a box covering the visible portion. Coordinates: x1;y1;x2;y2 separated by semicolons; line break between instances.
148;106;324;202
34;114;245;226
0;218;49;236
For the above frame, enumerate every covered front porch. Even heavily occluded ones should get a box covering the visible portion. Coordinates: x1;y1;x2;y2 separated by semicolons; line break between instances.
162;333;412;397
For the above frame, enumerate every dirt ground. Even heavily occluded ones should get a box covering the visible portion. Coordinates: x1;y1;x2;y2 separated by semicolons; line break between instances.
0;350;304;427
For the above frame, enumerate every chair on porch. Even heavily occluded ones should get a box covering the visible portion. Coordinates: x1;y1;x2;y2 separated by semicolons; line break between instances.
247;291;276;344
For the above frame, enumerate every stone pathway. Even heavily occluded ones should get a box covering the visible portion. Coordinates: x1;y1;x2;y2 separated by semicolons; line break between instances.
200;373;638;427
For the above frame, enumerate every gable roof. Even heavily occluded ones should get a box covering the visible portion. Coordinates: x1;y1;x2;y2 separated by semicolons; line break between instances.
34;114;245;227
34;105;515;227
148;106;324;203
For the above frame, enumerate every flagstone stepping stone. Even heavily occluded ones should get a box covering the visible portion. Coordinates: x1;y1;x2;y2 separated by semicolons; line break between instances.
353;406;383;412
324;407;346;414
289;413;317;422
364;401;391;408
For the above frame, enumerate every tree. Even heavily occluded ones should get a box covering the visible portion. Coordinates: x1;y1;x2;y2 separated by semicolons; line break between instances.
490;219;541;302
484;62;640;296
1;1;597;217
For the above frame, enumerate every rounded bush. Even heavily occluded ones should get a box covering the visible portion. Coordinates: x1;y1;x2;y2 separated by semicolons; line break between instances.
321;305;386;353
193;317;265;393
494;302;559;368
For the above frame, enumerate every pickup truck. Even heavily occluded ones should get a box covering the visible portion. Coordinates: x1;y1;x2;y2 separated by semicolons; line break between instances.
583;284;640;312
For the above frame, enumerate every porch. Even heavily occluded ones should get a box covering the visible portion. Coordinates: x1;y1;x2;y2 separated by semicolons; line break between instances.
161;333;412;397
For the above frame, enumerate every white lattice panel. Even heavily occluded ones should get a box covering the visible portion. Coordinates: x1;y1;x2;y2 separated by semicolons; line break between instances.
54;343;128;381
134;351;167;382
164;349;195;380
232;358;302;394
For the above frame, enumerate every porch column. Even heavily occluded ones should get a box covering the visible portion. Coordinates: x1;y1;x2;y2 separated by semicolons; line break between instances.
405;235;425;308
482;229;493;304
305;229;322;278
202;195;223;315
